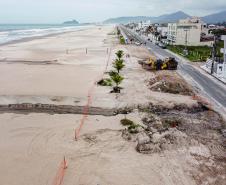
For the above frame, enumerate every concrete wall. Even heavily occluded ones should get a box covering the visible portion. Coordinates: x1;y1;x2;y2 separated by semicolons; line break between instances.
176;28;201;45
167;19;212;46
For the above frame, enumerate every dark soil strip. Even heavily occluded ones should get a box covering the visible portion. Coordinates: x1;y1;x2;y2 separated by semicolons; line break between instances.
0;103;117;116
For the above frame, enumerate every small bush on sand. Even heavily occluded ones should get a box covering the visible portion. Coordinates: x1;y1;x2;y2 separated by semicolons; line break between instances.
120;36;125;44
128;124;140;134
97;78;112;86
121;118;141;134
115;50;124;59
121;118;134;126
110;72;124;93
113;59;125;73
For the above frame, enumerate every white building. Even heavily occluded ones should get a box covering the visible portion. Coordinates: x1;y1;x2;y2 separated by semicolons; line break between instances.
138;21;151;29
167;17;212;46
157;26;168;37
202;35;226;83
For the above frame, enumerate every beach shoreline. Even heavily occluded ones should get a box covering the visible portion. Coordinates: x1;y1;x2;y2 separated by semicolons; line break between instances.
0;25;95;46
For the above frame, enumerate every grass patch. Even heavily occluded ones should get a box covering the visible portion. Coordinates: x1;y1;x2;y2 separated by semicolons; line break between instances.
167;41;223;62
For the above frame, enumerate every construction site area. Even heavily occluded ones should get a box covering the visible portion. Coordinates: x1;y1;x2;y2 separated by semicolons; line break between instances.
0;25;225;185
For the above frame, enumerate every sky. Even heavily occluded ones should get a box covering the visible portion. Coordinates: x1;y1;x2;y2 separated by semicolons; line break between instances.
0;0;225;24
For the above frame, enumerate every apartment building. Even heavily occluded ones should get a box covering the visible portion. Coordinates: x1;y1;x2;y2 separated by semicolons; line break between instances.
167;17;212;46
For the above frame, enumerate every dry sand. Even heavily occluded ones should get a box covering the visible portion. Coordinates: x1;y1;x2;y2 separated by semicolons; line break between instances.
0;112;197;185
0;25;224;185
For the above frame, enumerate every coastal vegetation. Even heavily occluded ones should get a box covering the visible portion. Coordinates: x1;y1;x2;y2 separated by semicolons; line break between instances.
97;78;112;86
97;50;125;93
121;118;141;134
119;36;126;44
110;50;125;93
116;27;126;44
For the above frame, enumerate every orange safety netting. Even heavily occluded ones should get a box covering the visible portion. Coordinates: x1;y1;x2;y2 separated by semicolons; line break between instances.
74;48;112;140
51;157;67;185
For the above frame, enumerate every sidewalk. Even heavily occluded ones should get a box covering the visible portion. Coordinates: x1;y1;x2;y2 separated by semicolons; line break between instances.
165;49;226;85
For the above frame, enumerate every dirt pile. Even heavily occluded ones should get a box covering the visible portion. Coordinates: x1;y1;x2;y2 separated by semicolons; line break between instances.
121;103;226;158
149;72;194;96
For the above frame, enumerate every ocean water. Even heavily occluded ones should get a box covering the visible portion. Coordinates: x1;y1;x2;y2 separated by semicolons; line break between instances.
0;24;88;44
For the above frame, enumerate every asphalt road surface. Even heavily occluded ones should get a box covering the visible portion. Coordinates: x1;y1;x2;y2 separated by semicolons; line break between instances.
120;25;226;109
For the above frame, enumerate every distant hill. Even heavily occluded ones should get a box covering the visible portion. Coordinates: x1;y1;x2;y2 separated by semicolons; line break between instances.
63;20;79;24
103;11;190;24
152;11;190;23
104;10;226;24
103;16;150;24
202;11;226;23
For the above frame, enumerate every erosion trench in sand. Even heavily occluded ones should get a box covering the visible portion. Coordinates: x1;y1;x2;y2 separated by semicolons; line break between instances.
0;25;225;185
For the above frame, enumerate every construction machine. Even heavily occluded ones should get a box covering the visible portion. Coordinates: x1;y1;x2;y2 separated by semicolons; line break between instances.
139;56;178;70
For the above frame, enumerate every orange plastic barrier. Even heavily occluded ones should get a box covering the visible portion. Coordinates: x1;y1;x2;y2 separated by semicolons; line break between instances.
52;157;67;185
75;48;112;140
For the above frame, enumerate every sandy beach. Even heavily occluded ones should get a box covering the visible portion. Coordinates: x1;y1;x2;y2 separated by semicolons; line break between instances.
0;25;225;185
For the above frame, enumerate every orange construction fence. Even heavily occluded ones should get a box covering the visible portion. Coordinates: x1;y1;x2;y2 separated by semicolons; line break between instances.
51;157;67;185
74;48;112;140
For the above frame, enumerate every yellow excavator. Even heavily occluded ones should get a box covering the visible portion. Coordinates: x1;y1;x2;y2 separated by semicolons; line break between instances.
139;56;178;70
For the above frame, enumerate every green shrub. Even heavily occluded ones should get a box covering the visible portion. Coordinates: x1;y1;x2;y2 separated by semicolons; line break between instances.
121;118;141;134
97;78;112;86
128;124;140;134
120;36;125;44
115;50;124;59
121;118;134;126
110;72;124;93
113;59;125;73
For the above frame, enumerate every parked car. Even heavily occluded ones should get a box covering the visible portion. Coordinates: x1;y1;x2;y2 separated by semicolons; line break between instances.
135;42;142;46
158;42;167;49
155;41;159;46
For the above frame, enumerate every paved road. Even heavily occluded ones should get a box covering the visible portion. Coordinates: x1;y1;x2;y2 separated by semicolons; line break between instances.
120;26;226;109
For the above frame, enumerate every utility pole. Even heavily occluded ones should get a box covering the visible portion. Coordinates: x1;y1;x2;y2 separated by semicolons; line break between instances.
211;35;216;74
222;35;226;63
184;29;189;56
184;29;188;49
